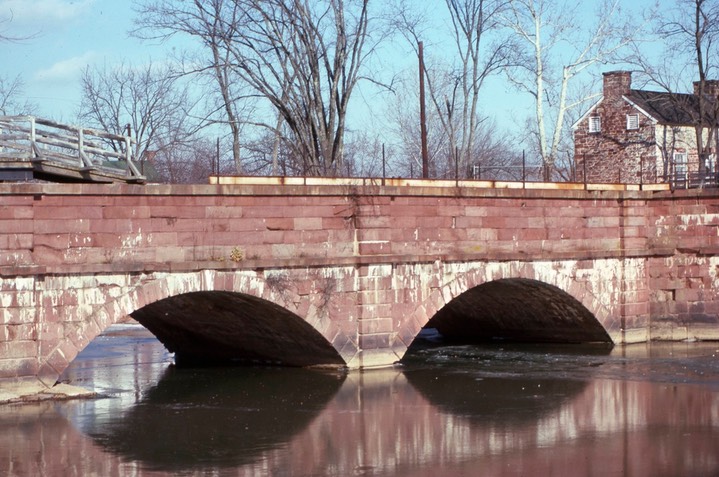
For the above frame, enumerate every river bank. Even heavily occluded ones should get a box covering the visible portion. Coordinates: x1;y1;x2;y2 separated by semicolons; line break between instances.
0;379;94;405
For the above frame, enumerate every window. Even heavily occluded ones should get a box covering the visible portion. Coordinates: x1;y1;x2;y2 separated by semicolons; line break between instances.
705;155;714;174
627;114;639;130
588;116;601;133
674;152;687;175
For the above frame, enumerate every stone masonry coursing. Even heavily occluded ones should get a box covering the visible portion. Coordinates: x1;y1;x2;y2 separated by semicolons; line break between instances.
1;182;719;387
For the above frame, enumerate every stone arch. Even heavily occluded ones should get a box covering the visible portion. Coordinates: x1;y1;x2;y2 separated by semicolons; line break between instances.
39;269;354;386
394;260;615;356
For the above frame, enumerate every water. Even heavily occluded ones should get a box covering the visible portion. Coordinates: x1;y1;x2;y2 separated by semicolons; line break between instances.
3;324;719;477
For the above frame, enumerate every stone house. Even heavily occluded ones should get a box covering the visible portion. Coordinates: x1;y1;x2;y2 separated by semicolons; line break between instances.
573;70;719;186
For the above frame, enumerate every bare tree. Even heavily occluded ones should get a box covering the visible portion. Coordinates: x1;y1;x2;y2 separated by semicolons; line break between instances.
0;11;39;43
79;61;200;173
503;0;630;180
387;68;518;180
621;1;719;181
152;136;235;183
221;0;373;176
0;74;36;115
655;0;719;176
393;0;515;178
134;0;377;177
132;0;248;173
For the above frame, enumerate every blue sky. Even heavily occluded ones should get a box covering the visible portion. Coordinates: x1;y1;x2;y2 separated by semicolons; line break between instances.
0;0;530;129
0;0;669;138
0;0;182;122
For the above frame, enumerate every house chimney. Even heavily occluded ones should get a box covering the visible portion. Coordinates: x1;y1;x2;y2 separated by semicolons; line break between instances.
694;80;719;97
603;71;632;99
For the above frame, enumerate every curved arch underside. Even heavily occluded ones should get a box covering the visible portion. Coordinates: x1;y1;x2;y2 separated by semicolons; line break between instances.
130;291;345;367
426;278;612;344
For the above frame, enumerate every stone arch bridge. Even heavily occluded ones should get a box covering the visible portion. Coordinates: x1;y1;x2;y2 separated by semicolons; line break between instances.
2;178;719;388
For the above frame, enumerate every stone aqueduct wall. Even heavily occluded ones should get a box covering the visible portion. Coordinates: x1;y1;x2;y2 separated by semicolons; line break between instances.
1;182;719;386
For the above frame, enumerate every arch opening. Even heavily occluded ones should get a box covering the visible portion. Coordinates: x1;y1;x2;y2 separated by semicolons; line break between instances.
423;278;612;345
130;291;345;368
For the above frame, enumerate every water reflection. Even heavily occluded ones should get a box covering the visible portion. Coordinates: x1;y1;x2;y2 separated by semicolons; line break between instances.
84;366;345;471
3;326;719;477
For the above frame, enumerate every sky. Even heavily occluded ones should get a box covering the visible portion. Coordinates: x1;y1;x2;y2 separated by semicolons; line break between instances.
0;0;525;130
0;0;668;143
0;0;183;123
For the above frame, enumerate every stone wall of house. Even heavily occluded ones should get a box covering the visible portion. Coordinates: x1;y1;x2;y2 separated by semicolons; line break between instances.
574;71;657;184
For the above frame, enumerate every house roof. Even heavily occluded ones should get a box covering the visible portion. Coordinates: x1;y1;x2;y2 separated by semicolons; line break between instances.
626;89;708;126
572;82;719;131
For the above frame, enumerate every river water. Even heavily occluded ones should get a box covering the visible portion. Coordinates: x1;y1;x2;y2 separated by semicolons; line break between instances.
3;324;719;477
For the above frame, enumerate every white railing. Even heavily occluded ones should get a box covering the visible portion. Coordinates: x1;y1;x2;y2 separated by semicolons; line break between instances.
0;115;144;180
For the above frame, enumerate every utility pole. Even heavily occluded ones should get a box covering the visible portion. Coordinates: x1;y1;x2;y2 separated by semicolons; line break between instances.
419;41;429;179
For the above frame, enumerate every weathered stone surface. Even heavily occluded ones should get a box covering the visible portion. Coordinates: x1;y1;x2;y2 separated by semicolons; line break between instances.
1;183;719;387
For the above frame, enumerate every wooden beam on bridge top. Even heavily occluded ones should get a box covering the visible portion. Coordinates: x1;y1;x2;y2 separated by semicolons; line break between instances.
208;175;671;192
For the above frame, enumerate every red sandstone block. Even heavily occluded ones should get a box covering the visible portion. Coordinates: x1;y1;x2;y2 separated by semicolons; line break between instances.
299;230;331;244
0;195;34;205
518;228;548;241
358;242;390;255
479;216;506;230
0;250;33;267
205;206;244;219
242;206;294;218
227;218;268;232
0;233;33;250
463;206;490;217
357;289;395;306
359;318;393;334
147;218;198;232
357;229;391;242
455;217;492;229
102;206;152;220
0;205;33;220
0;219;33;234
34;206;103;220
296;205;340;218
388;204;436;218
624;216;647;227
294;217;323;230
321;217;349;230
54;195;111;207
356;216;392;228
496;228;519;241
149;205;206;219
358;333;391;350
88;218;133;233
675;288;702;302
1;340;36;359
0;358;38;378
437;204;464;216
33;218;91;234
264;218;294;230
154;247;189;263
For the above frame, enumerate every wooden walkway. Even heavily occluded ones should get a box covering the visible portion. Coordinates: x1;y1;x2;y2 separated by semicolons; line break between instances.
0;116;146;184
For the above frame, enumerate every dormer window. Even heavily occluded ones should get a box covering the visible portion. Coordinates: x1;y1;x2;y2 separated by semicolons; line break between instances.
588;116;601;133
627;114;639;130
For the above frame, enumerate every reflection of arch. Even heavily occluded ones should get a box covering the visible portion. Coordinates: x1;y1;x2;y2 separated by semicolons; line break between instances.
397;262;614;353
41;270;355;385
403;343;610;424
405;369;588;424
85;366;345;471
